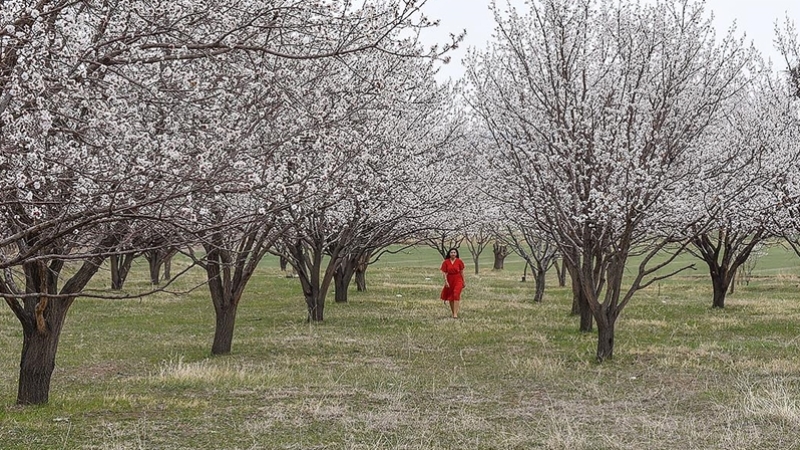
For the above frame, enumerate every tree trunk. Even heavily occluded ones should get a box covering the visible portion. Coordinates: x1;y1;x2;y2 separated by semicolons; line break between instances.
578;292;593;332
307;293;325;322
17;301;70;405
8;237;114;405
279;255;288;271
146;250;162;284
355;269;367;292
492;243;508;270
211;302;239;355
472;256;480;274
712;273;728;309
110;253;135;290
354;251;370;292
555;259;567;287
162;250;174;281
565;260;592;331
333;262;356;303
595;307;615;362
533;268;546;303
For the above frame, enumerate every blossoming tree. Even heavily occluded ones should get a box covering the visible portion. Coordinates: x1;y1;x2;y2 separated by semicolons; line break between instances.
465;0;752;361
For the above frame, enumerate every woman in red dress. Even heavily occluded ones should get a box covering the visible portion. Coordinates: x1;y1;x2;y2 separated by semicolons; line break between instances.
440;248;466;318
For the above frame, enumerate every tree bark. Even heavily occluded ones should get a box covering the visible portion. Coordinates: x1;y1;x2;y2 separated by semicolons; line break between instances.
711;274;728;309
555;259;567;287
533;269;546;303
109;252;135;290
355;268;367;292
211;302;239;355
145;249;162;284
290;239;332;322
565;258;592;331
354;251;370;292
595;307;615;362
162;250;175;281
333;260;356;303
492;242;508;270
16;300;70;405
9;240;112;405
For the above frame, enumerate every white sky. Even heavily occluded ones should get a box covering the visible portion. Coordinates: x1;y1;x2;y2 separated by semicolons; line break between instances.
418;0;800;81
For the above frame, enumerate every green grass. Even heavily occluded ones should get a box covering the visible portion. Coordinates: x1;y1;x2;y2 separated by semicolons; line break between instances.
2;245;800;449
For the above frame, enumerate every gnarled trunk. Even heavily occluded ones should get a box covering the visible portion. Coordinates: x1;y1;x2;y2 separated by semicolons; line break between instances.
7;243;111;405
289;239;334;323
692;230;765;310
16;298;71;405
492;242;509;270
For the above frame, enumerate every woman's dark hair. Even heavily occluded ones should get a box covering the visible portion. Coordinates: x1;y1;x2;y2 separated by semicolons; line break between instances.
445;247;459;259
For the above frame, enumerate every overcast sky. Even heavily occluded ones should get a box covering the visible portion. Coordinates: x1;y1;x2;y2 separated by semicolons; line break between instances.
418;0;800;81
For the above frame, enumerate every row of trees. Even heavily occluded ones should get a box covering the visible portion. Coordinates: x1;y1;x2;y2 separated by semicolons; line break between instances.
2;0;799;406
0;0;466;405
460;0;800;361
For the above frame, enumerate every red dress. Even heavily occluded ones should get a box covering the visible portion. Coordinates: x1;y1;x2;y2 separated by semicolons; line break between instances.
440;258;465;301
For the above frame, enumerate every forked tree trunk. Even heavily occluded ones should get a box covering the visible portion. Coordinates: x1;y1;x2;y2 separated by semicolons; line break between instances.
299;268;329;322
290;240;331;323
492;243;508;270
305;288;325;322
110;252;135;290
693;231;764;310
11;245;111;405
17;300;71;405
204;242;243;356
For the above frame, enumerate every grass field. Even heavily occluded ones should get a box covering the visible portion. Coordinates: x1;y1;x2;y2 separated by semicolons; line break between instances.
2;245;800;449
